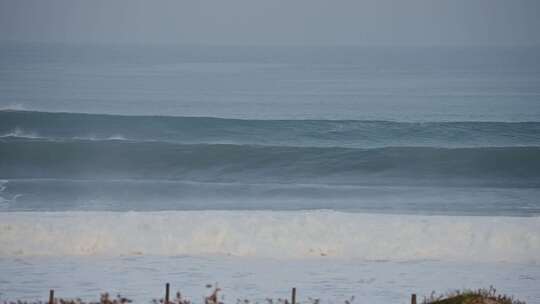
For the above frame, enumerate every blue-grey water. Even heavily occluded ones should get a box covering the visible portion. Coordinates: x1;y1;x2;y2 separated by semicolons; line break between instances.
1;44;540;215
3;44;540;304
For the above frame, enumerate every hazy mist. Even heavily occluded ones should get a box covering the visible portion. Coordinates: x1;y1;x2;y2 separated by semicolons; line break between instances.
1;0;539;46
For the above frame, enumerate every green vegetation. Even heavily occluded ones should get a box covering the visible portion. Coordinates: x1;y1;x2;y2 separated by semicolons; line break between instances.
2;293;132;304
1;286;526;304
422;287;525;304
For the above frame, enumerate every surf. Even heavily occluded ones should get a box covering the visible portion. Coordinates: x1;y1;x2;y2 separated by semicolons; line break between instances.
1;211;539;262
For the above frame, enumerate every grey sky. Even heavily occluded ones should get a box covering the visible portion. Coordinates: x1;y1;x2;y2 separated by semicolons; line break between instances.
0;0;539;46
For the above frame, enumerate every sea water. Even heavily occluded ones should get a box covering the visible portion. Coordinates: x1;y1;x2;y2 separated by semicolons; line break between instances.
1;44;540;303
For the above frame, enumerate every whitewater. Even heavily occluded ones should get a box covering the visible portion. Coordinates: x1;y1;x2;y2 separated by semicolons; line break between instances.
1;211;540;262
1;44;540;303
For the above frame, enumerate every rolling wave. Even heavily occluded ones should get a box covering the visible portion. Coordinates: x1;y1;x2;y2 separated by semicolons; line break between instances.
2;179;539;215
2;110;540;147
1;211;539;262
1;139;539;186
0;127;42;139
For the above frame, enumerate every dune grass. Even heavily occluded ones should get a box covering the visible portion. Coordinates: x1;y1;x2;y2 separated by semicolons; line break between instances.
1;286;526;304
422;286;525;304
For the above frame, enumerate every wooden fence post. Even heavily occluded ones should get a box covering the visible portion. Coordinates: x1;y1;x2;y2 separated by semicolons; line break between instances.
411;294;417;304
165;283;170;304
49;289;54;304
291;288;296;304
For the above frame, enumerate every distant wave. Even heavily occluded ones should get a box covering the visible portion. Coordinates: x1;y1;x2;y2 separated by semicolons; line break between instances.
1;131;130;142
0;127;42;139
73;134;128;141
2;179;539;215
0;104;26;111
2;110;540;148
1;211;539;262
1;140;539;186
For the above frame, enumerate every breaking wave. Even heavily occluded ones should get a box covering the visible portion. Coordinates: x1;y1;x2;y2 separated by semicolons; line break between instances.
2;110;540;147
0;127;41;139
1;211;539;262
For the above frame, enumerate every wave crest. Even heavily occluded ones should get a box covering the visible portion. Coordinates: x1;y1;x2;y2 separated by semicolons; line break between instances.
2;110;540;147
0;127;41;139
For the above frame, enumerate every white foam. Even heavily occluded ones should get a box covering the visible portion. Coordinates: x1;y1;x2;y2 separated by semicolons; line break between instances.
1;211;539;262
0;127;41;139
72;134;128;141
0;180;7;205
106;134;127;140
0;103;26;111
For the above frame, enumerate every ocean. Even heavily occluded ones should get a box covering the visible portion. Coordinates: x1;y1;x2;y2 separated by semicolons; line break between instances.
1;44;540;303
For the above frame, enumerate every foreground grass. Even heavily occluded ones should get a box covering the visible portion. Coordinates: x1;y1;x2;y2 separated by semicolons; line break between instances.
1;286;526;304
422;286;526;304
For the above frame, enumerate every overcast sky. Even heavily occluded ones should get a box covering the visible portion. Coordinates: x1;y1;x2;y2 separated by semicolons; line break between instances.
1;0;539;46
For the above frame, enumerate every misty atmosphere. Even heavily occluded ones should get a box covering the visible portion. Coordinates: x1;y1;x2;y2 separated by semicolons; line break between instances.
1;1;540;304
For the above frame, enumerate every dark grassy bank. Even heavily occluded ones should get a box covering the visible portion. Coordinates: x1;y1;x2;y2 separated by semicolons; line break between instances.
0;286;526;304
422;287;525;304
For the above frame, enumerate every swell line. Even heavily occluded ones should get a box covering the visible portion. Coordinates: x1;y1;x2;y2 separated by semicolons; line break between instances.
1;140;539;186
2;110;540;148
